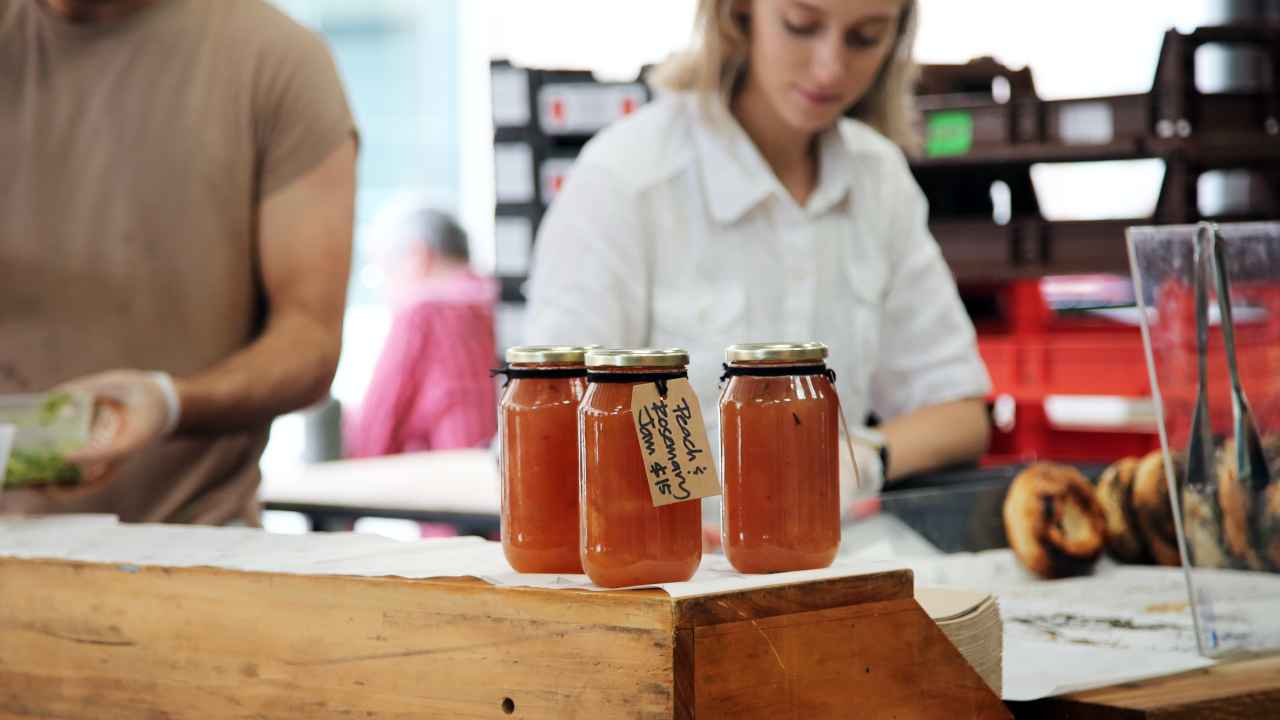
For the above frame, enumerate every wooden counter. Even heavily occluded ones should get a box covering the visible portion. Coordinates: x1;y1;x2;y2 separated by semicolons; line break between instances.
1014;655;1280;719
0;556;1007;719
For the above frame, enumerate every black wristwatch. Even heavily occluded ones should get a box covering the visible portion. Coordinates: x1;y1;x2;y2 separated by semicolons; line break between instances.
852;425;889;479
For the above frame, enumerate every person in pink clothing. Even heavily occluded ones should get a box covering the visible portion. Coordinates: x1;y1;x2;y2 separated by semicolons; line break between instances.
347;206;498;457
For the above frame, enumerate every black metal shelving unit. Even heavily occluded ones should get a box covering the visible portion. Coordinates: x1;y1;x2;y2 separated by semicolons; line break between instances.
489;61;650;350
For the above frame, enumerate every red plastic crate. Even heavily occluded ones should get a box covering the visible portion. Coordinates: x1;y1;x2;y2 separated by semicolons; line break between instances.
985;398;1160;464
978;331;1151;399
973;269;1280;464
974;278;1159;463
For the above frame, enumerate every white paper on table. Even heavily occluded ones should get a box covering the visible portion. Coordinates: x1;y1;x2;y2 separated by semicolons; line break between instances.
821;548;1224;701
0;515;121;558
0;517;499;578
1003;639;1212;702
1187;568;1280;654
480;553;907;598
839;513;945;561
1;517;906;598
0;513;118;535
895;548;1041;591
998;566;1202;654
883;552;1224;701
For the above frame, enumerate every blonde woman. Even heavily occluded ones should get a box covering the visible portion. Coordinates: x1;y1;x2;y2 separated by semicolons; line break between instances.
525;0;990;497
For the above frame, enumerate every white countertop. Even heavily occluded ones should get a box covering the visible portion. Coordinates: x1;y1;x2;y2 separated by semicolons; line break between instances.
258;449;500;516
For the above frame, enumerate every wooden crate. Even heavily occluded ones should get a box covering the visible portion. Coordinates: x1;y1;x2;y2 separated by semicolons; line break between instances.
0;557;1007;719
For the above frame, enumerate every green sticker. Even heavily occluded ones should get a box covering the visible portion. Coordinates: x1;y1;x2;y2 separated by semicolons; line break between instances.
925;111;974;158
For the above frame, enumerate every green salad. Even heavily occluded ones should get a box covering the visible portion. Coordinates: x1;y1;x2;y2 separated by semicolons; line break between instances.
1;391;91;490
5;448;82;488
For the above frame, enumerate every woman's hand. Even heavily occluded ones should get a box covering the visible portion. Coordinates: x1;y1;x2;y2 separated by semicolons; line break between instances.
881;398;991;481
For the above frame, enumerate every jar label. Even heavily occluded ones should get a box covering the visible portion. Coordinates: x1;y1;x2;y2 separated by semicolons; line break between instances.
630;378;721;507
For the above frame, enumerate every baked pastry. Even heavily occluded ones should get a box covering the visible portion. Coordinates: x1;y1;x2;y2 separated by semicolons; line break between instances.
1261;482;1280;571
1004;463;1106;579
1131;451;1181;567
1181;484;1229;569
1216;439;1267;570
1217;435;1280;571
1094;457;1149;563
1259;435;1280;571
1168;445;1230;570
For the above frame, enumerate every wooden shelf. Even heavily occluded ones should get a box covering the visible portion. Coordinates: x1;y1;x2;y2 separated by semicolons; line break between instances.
914;24;1280;286
934;218;1137;282
913;140;1146;168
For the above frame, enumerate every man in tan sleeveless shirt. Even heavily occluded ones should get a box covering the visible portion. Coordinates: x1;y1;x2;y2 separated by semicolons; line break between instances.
0;0;358;524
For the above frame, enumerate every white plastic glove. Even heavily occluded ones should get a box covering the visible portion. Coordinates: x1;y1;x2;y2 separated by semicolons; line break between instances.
839;427;886;518
61;370;181;467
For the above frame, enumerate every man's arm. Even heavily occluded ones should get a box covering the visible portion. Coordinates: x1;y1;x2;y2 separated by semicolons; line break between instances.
177;138;356;431
65;138;356;466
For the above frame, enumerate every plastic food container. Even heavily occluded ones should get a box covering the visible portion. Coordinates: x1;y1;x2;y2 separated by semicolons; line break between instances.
0;424;15;497
0;392;93;490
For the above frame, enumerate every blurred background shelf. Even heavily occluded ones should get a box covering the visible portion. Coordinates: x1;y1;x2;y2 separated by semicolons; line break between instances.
915;23;1279;463
483;20;1280;464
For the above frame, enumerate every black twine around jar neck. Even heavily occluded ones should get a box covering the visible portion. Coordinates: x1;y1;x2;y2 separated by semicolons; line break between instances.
587;370;688;398
719;363;836;384
490;365;588;388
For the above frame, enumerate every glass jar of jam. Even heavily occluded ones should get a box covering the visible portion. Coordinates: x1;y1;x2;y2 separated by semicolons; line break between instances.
719;342;841;573
499;346;590;573
580;349;703;587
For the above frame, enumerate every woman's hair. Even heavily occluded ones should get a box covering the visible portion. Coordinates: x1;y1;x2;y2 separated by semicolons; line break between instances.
649;0;921;155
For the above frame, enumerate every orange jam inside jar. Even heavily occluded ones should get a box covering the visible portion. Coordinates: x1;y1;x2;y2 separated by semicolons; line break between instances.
719;342;841;573
499;346;590;573
580;349;703;587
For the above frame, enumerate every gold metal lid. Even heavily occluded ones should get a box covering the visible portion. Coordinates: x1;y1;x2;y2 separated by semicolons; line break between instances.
505;345;592;364
724;342;829;363
585;348;689;369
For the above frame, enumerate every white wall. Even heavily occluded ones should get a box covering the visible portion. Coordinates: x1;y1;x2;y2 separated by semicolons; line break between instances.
915;0;1220;99
485;1;697;80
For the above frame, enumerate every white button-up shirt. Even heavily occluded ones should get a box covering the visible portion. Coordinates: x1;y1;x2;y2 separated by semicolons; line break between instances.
525;92;990;436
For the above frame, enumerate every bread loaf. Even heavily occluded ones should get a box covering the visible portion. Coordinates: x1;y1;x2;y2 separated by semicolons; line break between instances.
1004;463;1106;579
1182;481;1230;569
1132;451;1181;567
1094;457;1149;563
1261;482;1280;571
1217;436;1280;571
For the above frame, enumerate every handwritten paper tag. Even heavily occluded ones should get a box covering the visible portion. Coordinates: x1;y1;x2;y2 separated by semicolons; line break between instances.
630;378;720;507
